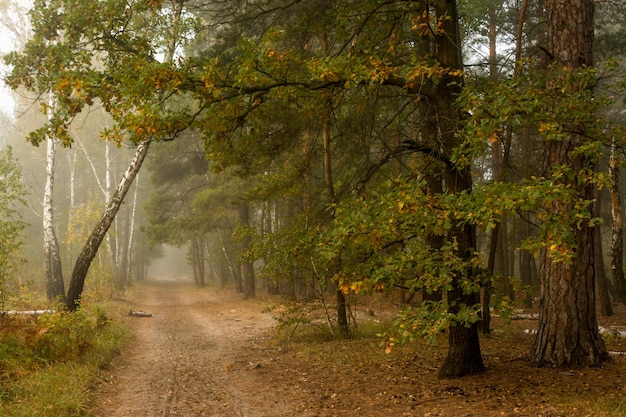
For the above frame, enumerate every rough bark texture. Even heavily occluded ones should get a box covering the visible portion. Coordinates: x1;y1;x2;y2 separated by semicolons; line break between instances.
595;193;613;317
435;0;484;379
66;139;151;311
609;140;626;304
528;0;607;368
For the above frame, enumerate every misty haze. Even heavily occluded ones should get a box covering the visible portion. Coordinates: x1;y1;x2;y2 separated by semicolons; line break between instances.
1;1;626;416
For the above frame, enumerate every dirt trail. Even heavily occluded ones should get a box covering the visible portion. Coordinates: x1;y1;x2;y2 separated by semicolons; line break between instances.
91;279;293;417
90;279;626;417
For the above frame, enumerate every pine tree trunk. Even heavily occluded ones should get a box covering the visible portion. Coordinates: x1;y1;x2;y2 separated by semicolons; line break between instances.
529;0;607;367
609;139;626;304
66;139;151;311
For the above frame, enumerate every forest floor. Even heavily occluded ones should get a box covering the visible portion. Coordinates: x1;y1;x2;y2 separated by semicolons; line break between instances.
89;279;626;417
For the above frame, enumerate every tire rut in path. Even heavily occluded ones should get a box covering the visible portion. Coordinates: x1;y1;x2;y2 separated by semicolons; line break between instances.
91;279;292;417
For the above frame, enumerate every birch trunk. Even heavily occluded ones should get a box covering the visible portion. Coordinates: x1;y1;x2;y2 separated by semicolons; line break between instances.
66;0;184;310
43;102;65;301
121;172;140;284
66;139;151;311
104;139;120;288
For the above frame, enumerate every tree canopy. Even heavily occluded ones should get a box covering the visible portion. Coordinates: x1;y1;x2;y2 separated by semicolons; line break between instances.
4;0;626;376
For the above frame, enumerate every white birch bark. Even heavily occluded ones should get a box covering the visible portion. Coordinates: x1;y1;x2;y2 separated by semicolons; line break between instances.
75;134;106;195
104;138;119;285
66;138;151;310
124;172;140;282
43;97;65;300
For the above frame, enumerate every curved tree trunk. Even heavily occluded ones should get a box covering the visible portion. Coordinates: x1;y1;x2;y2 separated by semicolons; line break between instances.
65;0;184;311
66;139;151;311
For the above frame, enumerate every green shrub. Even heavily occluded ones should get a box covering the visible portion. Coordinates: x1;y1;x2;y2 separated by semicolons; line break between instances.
34;311;97;362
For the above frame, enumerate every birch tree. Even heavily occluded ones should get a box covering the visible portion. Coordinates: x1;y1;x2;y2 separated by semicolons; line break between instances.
42;99;65;301
5;0;194;310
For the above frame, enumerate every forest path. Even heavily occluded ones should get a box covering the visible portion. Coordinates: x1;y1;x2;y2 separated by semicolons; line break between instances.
90;279;294;417
88;279;626;417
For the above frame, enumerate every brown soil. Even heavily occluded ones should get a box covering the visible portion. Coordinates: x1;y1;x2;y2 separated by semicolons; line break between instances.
90;279;626;417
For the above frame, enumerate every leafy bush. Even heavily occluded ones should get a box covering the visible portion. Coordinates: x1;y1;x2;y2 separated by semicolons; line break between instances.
34;311;99;362
0;147;27;310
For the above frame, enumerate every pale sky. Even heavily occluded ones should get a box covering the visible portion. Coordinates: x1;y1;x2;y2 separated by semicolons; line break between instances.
0;38;16;115
0;0;32;116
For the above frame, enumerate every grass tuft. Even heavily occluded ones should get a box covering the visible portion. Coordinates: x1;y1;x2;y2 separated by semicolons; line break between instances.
0;306;129;417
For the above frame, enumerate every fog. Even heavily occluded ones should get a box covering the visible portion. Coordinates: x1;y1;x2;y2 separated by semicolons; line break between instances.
147;245;194;282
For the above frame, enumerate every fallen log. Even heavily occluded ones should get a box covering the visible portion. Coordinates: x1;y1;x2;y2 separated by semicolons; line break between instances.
1;309;56;316
129;309;152;317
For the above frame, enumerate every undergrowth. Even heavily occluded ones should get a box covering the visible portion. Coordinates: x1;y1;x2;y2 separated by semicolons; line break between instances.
0;306;129;416
266;297;393;343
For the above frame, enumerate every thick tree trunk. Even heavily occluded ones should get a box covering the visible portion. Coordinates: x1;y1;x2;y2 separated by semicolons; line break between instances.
434;0;484;378
529;0;607;367
43;133;65;301
530;229;607;366
66;139;151;311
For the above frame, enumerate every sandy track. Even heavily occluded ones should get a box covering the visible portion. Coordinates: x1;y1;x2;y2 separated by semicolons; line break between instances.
91;279;293;417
